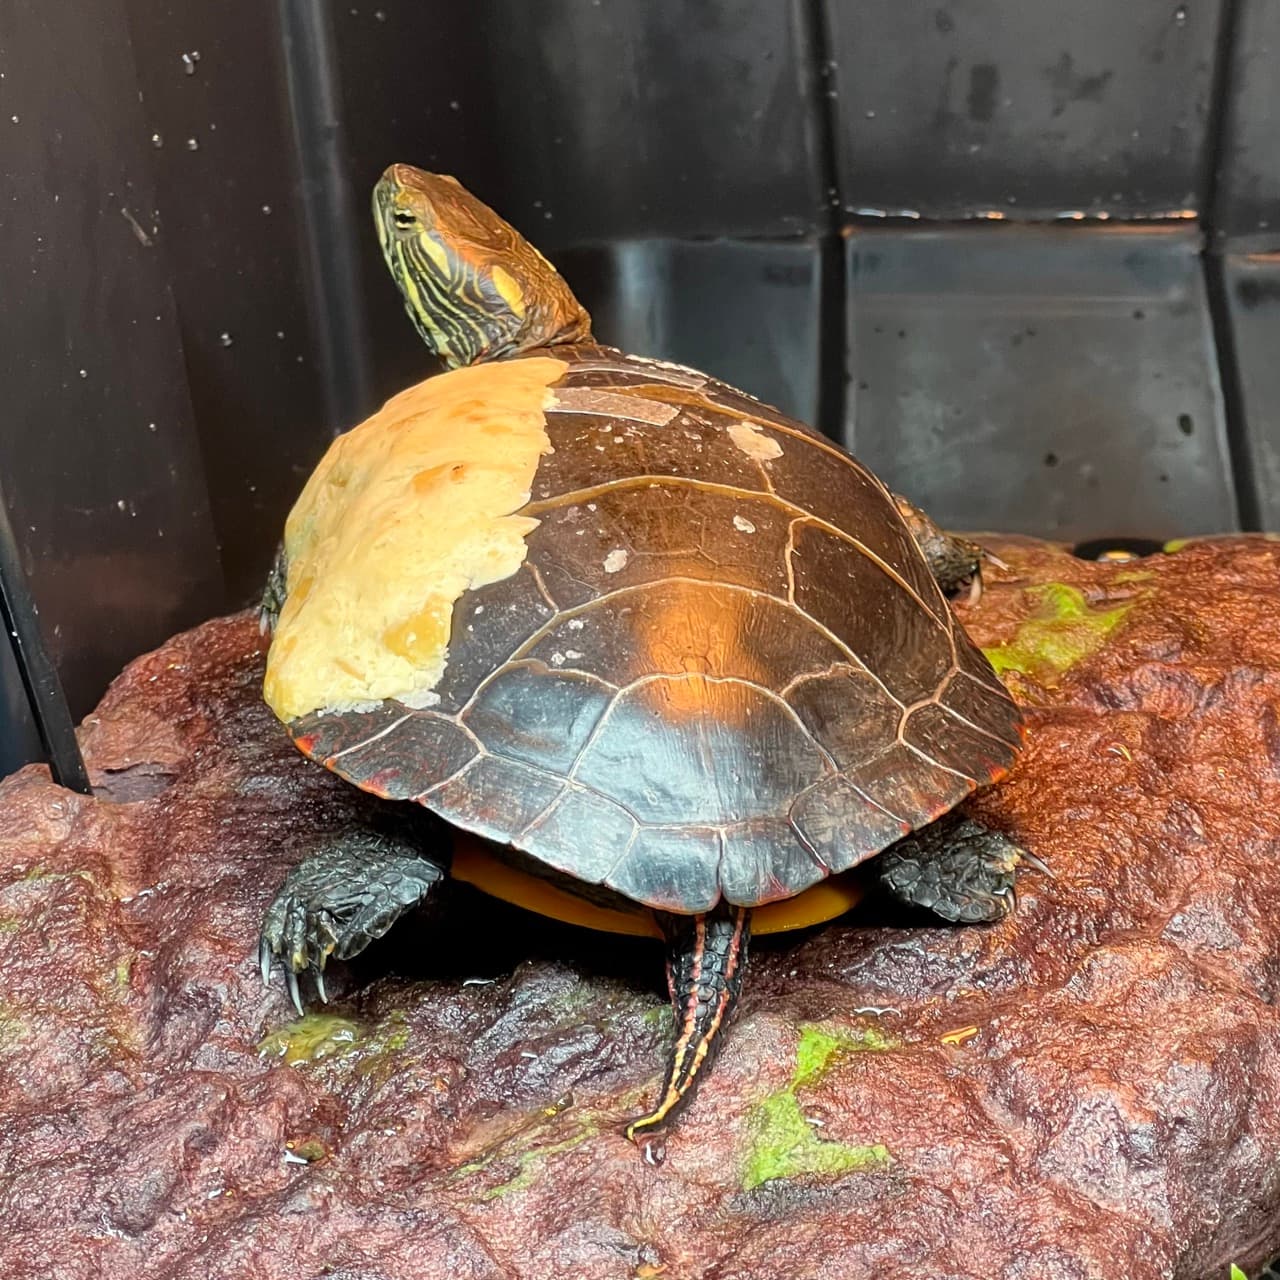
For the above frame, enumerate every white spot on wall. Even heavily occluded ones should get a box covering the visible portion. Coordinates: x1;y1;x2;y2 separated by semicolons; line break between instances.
733;515;757;533
603;549;629;573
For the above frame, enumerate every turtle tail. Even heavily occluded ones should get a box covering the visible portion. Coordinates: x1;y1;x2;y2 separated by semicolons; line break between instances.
625;903;751;1143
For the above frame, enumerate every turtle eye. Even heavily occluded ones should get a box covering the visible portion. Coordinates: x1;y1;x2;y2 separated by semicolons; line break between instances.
392;208;419;233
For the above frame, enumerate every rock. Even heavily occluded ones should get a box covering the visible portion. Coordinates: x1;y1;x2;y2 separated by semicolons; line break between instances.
3;536;1280;1279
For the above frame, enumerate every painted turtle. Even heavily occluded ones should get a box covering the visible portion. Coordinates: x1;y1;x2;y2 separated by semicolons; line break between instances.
258;165;1030;1139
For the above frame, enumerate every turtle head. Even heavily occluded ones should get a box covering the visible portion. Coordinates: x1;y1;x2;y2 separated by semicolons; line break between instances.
373;164;592;369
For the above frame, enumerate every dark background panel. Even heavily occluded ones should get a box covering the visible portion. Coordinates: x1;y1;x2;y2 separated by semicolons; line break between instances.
846;226;1237;539
1224;250;1280;529
1213;0;1280;238
124;0;358;607
827;0;1225;220
0;645;41;779
0;0;223;725
558;239;824;424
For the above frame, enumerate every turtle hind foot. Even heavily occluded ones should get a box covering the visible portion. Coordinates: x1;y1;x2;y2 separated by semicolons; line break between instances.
878;813;1042;924
625;903;751;1144
259;827;445;1013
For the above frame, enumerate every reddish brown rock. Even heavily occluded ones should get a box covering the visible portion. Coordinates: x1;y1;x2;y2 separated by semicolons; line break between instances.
3;536;1280;1279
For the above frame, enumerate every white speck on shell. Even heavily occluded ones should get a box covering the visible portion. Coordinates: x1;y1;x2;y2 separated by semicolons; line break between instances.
728;420;783;461
603;549;629;573
733;515;756;533
399;688;441;709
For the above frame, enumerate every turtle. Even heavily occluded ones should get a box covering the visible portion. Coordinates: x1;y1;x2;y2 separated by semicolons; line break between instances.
257;163;1033;1141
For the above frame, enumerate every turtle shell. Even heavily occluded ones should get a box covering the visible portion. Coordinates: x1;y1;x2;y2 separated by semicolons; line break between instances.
280;345;1023;914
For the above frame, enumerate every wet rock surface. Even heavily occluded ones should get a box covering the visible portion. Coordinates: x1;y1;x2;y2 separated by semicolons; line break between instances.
3;537;1280;1278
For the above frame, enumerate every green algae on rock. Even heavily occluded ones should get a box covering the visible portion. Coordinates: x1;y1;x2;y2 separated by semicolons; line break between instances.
982;582;1136;683
742;1023;893;1192
258;1013;361;1065
478;1123;598;1201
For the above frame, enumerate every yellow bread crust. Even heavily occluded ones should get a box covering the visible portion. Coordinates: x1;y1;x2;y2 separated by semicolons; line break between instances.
264;357;563;722
450;833;865;937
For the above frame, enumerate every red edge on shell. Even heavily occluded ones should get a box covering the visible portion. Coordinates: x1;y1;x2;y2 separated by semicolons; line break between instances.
363;770;401;800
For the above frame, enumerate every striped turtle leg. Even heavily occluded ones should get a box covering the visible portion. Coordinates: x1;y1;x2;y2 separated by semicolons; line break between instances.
625;903;751;1142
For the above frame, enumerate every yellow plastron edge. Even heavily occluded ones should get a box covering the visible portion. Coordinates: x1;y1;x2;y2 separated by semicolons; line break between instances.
450;833;864;937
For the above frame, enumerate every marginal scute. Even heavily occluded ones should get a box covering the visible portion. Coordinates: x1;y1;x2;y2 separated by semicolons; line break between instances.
429;755;564;846
845;744;973;829
264;356;564;722
604;826;723;912
290;701;410;762
317;712;477;800
942;669;1025;750
719;819;826;905
790;775;910;873
521;787;639;883
903;703;1019;783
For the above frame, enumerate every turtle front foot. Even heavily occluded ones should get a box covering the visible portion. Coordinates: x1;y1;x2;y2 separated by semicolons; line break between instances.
259;542;289;635
878;813;1045;924
259;828;445;1013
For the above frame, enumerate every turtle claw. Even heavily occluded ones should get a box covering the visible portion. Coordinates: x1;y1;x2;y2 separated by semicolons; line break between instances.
287;968;304;1017
1018;848;1053;878
314;967;328;1004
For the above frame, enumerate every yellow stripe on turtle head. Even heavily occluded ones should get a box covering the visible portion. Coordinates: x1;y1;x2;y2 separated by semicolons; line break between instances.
263;357;563;723
372;163;591;368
